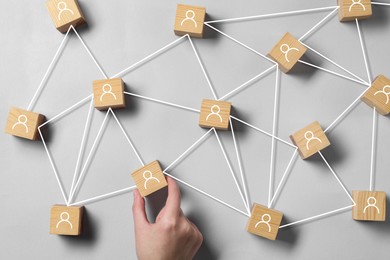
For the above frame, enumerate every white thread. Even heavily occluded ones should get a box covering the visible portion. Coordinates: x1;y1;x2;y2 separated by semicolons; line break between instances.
218;65;277;101
372;2;390;6
356;19;372;85
370;108;377;191
69;186;137;206
299;7;339;41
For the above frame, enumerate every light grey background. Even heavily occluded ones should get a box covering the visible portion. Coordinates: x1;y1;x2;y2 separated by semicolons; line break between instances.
1;0;390;259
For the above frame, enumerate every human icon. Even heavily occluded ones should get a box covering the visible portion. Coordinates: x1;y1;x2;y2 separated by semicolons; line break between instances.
180;10;197;28
12;115;29;133
143;170;160;189
304;131;322;150
206;105;223;123
100;84;117;102
280;43;299;63
374;85;390;104
363;196;380;214
255;214;272;232
57;1;74;20
56;212;73;229
349;0;366;12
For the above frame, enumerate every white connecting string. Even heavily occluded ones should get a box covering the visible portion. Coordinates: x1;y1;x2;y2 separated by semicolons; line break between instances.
69;97;95;196
69;186;137;206
71;26;107;79
299;7;339;41
230;116;297;149
27;26;72;111
68;109;111;204
187;35;218;100
298;60;368;87
268;149;298;209
218;65;277;101
112;35;188;78
356;19;372;85
204;23;277;65
318;151;356;205
164;171;250;217
110;108;145;166
370;108;377;191
205;6;339;24
372;2;390;6
124;92;200;113
38;128;68;205
324;87;370;133
213;128;251;215
164;128;214;172
268;67;280;206
229;117;250;210
279;204;354;229
300;42;370;86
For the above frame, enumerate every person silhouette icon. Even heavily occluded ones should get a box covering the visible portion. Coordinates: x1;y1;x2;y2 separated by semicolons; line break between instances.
57;1;74;20
206;105;223;123
304;131;322;150
100;84;117;102
280;43;299;63
363;196;380;214
56;212;73;229
181;10;197;28
12;115;29;133
255;214;272;232
349;0;366;12
143;170;161;189
374;85;390;104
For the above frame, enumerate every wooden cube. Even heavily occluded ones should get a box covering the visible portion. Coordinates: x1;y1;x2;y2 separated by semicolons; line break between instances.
338;0;372;22
5;107;45;140
361;75;390;115
290;121;330;159
246;203;283;241
267;32;307;73
93;78;126;111
174;4;206;38
50;205;84;236
131;160;168;197
352;191;386;221
199;99;232;130
46;0;86;33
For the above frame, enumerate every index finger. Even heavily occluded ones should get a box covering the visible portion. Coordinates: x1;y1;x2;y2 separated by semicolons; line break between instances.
164;176;181;216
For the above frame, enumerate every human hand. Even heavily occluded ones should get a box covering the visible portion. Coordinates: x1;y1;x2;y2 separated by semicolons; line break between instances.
132;176;203;260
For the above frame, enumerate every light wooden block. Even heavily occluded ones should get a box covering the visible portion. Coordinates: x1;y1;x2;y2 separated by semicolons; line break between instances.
131;160;168;197
290;121;330;159
338;0;372;22
46;0;86;33
246;203;283;241
352;191;386;221
174;4;206;38
199;99;232;130
5;107;45;140
93;78;126;111
267;32;307;73
361;75;390;115
50;205;84;236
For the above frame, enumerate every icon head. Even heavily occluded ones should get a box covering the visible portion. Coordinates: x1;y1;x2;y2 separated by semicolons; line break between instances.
18;115;28;124
382;85;390;94
57;1;67;10
262;214;271;223
280;44;290;53
102;84;113;93
143;170;153;180
60;212;70;221
367;196;377;206
185;10;196;19
352;0;361;3
304;131;315;140
210;105;221;114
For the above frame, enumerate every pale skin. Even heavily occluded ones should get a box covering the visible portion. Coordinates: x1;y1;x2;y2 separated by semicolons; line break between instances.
132;177;203;260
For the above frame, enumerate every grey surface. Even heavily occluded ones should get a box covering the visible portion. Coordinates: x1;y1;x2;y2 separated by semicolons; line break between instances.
1;0;390;259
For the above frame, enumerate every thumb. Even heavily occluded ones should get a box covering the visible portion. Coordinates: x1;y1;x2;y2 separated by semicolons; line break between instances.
132;189;149;229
